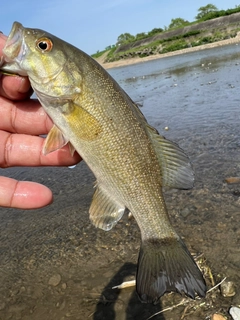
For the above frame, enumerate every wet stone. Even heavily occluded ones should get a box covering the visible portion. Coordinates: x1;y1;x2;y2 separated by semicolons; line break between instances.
220;280;236;297
181;207;191;218
56;298;66;310
48;274;62;287
61;283;67;290
180;206;196;218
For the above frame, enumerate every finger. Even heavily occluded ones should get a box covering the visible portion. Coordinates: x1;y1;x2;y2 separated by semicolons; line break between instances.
0;96;53;135
0;176;53;209
0;130;81;167
0;74;33;100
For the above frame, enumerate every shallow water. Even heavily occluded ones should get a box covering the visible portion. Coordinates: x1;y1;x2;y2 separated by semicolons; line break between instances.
1;44;240;320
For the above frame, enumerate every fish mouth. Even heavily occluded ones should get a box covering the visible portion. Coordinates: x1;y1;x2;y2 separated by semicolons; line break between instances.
2;22;25;63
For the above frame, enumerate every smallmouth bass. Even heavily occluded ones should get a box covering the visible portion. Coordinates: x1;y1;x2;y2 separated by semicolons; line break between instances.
1;22;206;302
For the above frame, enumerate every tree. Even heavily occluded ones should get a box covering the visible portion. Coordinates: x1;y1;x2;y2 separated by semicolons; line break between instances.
116;33;135;45
148;28;163;37
135;32;147;40
195;4;218;20
168;18;189;29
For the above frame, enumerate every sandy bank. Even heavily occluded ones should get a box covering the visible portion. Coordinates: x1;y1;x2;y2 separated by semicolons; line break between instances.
97;36;240;70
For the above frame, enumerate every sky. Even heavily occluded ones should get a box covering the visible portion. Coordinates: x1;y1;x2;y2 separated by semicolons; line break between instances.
1;0;240;55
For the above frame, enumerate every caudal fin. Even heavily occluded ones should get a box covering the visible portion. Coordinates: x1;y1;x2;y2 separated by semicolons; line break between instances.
136;237;206;303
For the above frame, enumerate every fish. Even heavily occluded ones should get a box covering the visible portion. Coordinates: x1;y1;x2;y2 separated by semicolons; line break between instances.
0;22;206;303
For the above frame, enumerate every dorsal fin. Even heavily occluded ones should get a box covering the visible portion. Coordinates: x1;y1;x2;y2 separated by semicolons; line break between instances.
128;98;194;189
146;124;194;189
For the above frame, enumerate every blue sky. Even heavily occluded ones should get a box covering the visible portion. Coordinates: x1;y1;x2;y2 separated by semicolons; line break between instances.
1;0;239;55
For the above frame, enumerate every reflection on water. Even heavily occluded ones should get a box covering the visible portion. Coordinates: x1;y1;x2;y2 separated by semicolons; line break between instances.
1;44;240;319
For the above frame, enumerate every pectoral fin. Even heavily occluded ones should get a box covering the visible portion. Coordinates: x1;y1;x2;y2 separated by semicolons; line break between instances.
68;143;76;156
43;124;76;156
64;102;102;141
89;185;125;231
36;91;102;144
43;125;69;155
146;125;194;189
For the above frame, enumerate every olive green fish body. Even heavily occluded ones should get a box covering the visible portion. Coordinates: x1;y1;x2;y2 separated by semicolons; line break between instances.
1;22;206;302
30;43;172;237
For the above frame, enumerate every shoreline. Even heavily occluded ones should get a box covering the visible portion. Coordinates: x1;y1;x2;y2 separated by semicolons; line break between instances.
97;36;240;69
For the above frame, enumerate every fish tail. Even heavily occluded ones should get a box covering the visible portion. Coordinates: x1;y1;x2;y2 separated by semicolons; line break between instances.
136;237;206;303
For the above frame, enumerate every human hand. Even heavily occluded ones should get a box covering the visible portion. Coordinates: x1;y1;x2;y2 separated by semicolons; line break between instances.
0;33;81;209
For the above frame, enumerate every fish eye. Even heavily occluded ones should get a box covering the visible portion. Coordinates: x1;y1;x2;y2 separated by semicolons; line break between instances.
36;38;53;52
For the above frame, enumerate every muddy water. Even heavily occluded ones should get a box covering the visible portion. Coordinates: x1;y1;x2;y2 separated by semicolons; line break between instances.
0;44;240;320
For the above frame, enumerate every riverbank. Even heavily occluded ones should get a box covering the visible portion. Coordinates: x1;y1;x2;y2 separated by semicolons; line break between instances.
97;35;240;69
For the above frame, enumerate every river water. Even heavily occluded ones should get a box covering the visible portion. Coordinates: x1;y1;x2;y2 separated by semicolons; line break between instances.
0;44;240;320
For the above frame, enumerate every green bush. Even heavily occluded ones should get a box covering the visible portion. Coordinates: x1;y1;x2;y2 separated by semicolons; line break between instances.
148;28;163;37
161;40;188;53
106;47;117;60
183;30;201;37
200;7;240;21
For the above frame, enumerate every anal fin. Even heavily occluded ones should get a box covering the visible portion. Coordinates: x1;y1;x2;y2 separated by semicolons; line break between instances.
89;185;125;231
